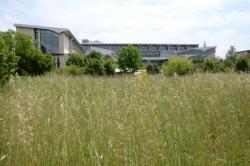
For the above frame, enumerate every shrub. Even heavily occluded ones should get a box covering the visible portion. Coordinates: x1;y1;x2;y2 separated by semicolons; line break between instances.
61;65;85;75
104;59;115;75
214;60;227;72
117;45;142;73
66;53;86;67
88;50;102;60
0;37;19;86
203;58;215;72
85;57;104;75
23;48;55;75
163;56;194;75
146;64;160;74
235;58;249;72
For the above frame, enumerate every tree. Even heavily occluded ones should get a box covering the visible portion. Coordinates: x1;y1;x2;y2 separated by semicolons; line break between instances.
66;53;86;67
225;46;237;68
163;56;194;75
117;45;142;73
0;30;55;75
0;37;19;86
235;58;249;72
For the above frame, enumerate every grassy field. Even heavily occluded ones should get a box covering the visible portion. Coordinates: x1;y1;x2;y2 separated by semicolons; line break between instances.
0;73;250;165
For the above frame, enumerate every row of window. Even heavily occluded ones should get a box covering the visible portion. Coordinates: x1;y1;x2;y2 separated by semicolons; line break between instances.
83;45;195;51
40;30;59;54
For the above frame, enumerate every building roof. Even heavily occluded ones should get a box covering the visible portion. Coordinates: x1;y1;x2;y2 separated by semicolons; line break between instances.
82;43;199;46
14;23;83;50
177;46;216;57
237;50;250;54
14;24;69;34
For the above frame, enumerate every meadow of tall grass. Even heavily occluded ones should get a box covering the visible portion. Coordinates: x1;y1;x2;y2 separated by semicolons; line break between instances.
0;73;250;165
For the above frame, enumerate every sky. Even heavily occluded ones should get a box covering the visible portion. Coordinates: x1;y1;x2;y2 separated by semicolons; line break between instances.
0;0;250;58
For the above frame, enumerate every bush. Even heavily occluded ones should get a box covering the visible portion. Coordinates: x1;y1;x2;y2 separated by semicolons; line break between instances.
146;64;160;74
214;60;227;72
88;50;102;60
23;48;55;75
203;58;215;72
65;51;115;76
0;37;19;86
85;57;104;75
163;56;194;76
104;59;115;75
66;53;86;67
61;65;85;75
117;45;142;73
235;58;249;72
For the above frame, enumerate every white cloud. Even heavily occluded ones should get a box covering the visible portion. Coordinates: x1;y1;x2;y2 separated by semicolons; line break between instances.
197;29;250;58
0;0;250;57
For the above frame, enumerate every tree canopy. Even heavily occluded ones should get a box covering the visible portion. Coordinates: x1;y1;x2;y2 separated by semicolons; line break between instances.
117;45;142;73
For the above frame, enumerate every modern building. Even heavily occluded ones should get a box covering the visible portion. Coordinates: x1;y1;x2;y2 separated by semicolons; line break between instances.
237;50;250;55
177;46;216;58
82;40;216;64
14;24;216;67
14;24;84;67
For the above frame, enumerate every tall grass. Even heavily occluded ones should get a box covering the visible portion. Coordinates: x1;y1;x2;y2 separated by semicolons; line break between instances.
0;74;250;165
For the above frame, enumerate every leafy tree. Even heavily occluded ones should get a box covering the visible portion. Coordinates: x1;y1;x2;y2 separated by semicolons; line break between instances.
117;45;142;73
65;51;114;76
66;53;86;67
163;56;194;75
225;46;237;68
235;58;249;72
0;30;55;75
0;37;19;86
146;64;160;74
104;58;115;75
0;30;16;52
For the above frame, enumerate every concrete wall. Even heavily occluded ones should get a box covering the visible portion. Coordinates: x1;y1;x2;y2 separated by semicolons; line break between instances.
16;27;35;39
63;34;69;54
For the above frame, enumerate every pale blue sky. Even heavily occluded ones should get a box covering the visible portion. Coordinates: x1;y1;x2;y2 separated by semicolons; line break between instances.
0;0;250;57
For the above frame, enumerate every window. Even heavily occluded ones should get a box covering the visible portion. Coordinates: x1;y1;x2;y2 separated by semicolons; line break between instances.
40;29;59;54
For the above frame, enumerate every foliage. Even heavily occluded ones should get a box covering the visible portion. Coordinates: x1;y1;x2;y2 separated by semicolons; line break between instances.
65;51;115;76
88;50;102;60
146;64;160;74
225;46;237;68
84;57;105;75
117;45;142;73
66;53;86;67
1;74;250;165
0;30;55;76
104;58;115;75
0;37;19;86
235;58;249;72
61;65;85;75
203;58;215;72
163;56;194;75
214;59;228;72
24;49;55;75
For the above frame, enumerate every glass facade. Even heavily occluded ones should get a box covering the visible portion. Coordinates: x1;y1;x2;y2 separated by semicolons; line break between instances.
40;29;59;54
